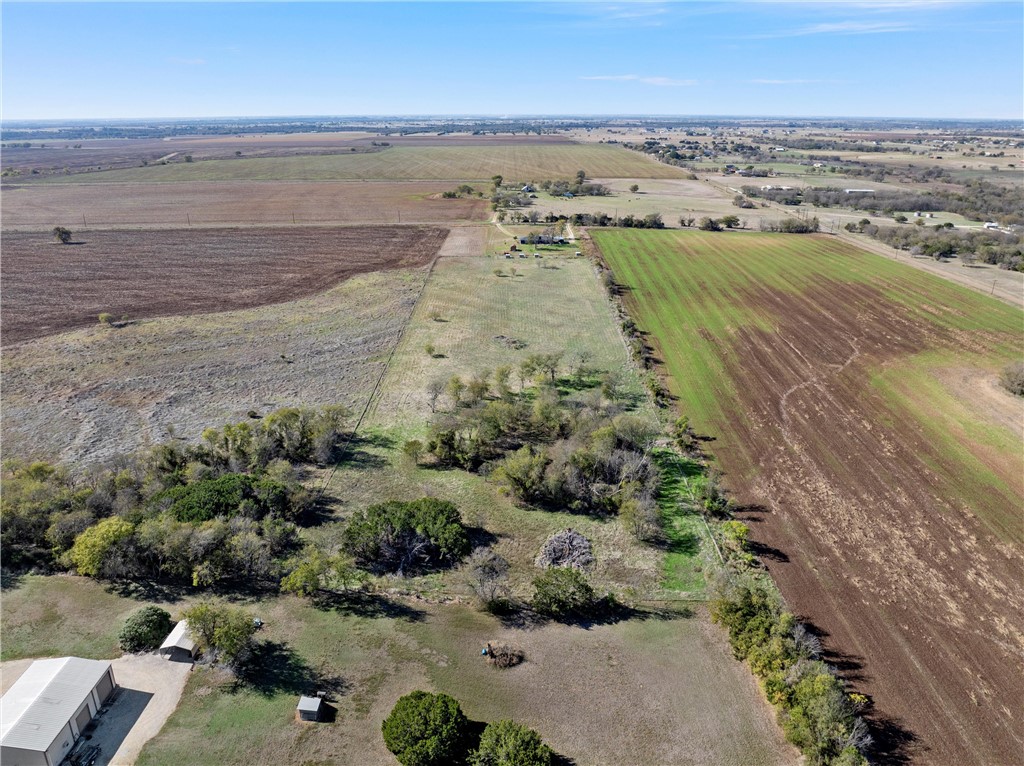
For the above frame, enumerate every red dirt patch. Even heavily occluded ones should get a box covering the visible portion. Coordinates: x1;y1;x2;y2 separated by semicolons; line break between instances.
710;279;1024;764
1;226;448;345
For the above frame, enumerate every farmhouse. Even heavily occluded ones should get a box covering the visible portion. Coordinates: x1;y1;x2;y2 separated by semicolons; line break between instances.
158;620;198;662
1;657;116;766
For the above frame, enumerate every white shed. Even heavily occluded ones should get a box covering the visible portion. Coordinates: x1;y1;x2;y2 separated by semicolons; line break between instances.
296;695;324;722
159;620;198;662
0;657;116;766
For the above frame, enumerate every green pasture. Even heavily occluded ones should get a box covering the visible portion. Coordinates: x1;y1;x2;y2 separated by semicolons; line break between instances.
592;228;1023;541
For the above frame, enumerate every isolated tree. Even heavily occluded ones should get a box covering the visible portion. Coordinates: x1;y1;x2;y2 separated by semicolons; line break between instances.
467;547;510;610
182;601;257;665
446;376;466;407
119;605;173;652
382;691;470;766
629;184;639;193
52;226;72;244
698;217;723;232
720;214;740;229
472;720;553;766
491;175;504;189
426;378;446;413
575;169;587;184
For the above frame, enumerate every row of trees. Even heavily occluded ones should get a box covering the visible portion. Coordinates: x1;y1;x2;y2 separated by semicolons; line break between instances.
1;406;350;586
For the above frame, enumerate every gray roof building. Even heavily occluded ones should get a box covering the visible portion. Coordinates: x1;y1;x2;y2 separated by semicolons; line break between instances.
1;657;116;766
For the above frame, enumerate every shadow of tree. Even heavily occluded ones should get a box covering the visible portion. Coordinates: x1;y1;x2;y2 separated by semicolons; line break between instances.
0;569;25;591
498;599;692;631
104;579;192;604
233;639;351;699
311;590;427;622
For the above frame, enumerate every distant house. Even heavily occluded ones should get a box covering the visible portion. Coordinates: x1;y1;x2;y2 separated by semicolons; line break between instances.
983;222;1000;229
813;162;825;168
844;189;875;194
296;696;324;722
159;620;198;663
1;657;117;766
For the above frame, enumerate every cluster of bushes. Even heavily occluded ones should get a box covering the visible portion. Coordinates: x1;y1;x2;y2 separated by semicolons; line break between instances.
421;359;660;524
566;211;665;229
1;406;350;586
342;498;470;576
688;215;742;231
540;178;610;197
442;184;478;199
865;225;1022;269
758;217;821;234
710;575;871;765
383;691;554;766
744;179;1024;226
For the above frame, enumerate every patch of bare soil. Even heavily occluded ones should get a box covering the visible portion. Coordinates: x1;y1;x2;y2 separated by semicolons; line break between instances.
711;279;1024;764
1;226;446;345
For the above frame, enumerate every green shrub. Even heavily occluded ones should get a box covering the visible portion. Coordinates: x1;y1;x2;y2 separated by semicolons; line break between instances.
472;719;553;766
68;517;135;577
382;690;470;766
342;498;469;575
158;473;290;523
531;566;596;619
119;605;173;652
182;601;257;665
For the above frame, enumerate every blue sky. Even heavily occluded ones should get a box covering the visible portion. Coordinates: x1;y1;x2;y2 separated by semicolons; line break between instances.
2;1;1021;120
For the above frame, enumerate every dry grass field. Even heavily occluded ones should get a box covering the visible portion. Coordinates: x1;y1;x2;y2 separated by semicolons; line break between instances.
36;144;686;183
0;256;437;465
595;228;1024;765
0;181;489;229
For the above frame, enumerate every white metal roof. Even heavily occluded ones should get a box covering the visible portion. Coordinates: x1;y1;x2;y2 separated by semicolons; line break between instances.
159;620;196;653
297;696;323;712
1;657;112;751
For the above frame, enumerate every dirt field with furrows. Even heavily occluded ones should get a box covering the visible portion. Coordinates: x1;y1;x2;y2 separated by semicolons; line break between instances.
596;230;1024;765
1;181;489;229
718;281;1024;764
1;226;446;344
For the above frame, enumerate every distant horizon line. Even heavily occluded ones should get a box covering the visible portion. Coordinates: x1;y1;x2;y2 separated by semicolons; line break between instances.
3;113;1022;126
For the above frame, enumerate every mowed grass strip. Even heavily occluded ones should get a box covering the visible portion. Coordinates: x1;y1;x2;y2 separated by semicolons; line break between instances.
41;144;687;183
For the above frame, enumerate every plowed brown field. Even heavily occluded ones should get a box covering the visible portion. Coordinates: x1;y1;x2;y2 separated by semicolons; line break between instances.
0;181;488;229
595;229;1024;765
1;226;447;344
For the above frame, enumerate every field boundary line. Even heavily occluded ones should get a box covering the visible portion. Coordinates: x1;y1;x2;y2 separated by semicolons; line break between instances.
307;249;443;508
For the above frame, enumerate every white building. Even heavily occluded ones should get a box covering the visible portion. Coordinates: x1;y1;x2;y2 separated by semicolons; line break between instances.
158;620;198;663
1;657;116;766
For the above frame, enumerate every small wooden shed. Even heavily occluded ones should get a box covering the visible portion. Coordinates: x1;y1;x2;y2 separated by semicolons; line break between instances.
296;696;323;722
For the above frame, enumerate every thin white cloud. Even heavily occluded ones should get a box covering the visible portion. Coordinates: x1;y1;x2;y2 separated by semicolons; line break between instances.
580;74;697;86
749;78;846;84
749;19;914;37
